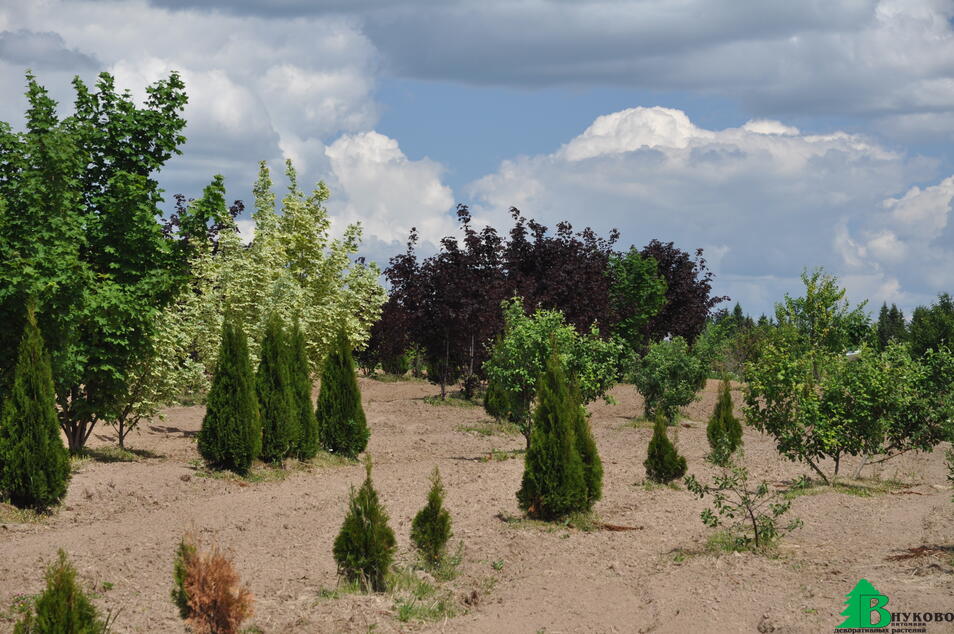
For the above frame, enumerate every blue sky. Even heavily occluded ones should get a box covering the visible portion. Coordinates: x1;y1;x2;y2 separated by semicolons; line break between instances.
2;0;954;317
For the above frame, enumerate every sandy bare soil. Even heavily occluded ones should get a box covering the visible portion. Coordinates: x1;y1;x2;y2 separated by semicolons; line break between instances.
1;378;952;633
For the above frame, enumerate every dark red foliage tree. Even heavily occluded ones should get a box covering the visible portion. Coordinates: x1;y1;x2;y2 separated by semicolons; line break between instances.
640;240;728;344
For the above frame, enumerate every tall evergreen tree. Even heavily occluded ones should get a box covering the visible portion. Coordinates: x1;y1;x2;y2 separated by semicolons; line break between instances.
333;457;396;592
876;303;907;350
517;351;588;520
316;330;369;458
198;317;258;474
706;379;742;466
570;384;603;509
644;415;687;483
257;313;296;463
411;467;453;566
289;322;319;460
0;305;70;510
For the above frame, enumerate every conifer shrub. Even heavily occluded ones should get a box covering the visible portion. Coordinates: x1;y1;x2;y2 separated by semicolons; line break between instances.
706;379;743;466
198;318;259;475
571;386;603;509
333;457;396;592
483;375;510;421
411;467;453;566
171;533;254;634
289;322;319;460
644;415;687;483
381;350;410;376
14;550;105;633
316;330;369;458
256;313;297;463
0;305;70;510
517;351;588;520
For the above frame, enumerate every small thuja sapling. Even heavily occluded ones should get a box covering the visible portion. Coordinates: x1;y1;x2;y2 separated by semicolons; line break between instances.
685;465;803;550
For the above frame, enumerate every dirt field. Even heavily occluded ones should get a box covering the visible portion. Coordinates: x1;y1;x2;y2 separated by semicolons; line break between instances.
1;378;952;633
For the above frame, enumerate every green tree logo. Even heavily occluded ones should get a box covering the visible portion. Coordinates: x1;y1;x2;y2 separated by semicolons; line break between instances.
837;579;890;629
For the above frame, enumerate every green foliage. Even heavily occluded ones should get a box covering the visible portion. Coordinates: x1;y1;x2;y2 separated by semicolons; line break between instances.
0;306;70;509
909;293;954;357
333;458;397;592
317;330;369;458
875;303;907;351
171;538;196;619
198;317;259;475
289;322;319;460
256;314;297;463
644;416;687;483
631;336;706;424
411;467;453;566
14;550;106;633
706;379;743;466
571;387;603;509
483;374;512;421
517;351;589;520
483;298;621;445
608;247;667;353
381;351;411;376
0;71;194;453
685;466;803;550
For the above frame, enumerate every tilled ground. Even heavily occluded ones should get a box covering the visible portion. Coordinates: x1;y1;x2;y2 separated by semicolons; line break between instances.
1;378;952;633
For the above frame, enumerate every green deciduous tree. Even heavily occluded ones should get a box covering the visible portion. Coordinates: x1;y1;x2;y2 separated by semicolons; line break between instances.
909;293;954;357
257;314;296;463
517;352;589;520
198;317;259;474
631;336;707;424
411;467;453;566
644;416;687;483
317;330;369;458
0;305;70;510
14;550;106;634
333;458;396;592
608;246;667;354
706;379;743;466
483;298;621;446
290;322;319;460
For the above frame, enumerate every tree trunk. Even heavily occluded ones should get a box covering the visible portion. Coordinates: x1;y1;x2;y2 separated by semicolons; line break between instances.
851;454;869;479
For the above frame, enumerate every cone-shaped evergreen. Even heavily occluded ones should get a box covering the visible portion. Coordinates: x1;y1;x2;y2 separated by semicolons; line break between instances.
706;379;743;466
14;550;104;634
332;457;396;592
289;322;319;460
198;318;259;474
570;384;603;509
411;467;453;566
0;305;70;510
644;415;687;483
483;375;510;421
517;351;587;520
316;330;369;458
257;313;297;463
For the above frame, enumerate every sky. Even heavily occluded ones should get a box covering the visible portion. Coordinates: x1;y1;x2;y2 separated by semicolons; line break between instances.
2;0;954;317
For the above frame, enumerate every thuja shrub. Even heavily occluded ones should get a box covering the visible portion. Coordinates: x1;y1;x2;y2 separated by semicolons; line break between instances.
483;375;511;421
644;416;687;483
0;305;70;510
289;322;319;460
333;457;396;592
171;533;254;634
571;387;603;509
706;379;743;466
411;467;453;566
198;317;259;475
257;313;297;463
317;330;369;458
14;550;106;633
517;351;588;520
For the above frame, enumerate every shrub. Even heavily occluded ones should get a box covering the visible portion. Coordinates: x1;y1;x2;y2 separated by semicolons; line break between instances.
289;322;319;460
317;330;369;458
644;416;687;483
333;457;396;592
411;467;453;566
257;313;297;463
381;351;410;376
171;533;254;634
14;550;105;633
517;351;588;520
571;385;603;509
686;465;803;550
483;374;510;421
0;305;70;510
632;336;706;424
706;379;743;466
198;317;259;474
